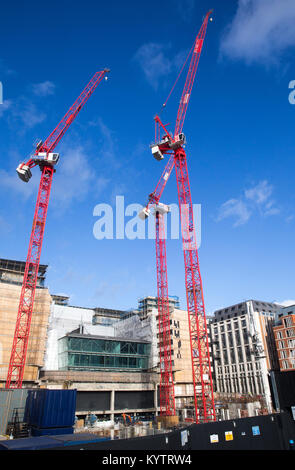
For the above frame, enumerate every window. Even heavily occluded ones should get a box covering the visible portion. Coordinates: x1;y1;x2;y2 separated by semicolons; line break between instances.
286;329;295;338
237;347;243;362
235;330;241;345
278;341;284;349
284;317;293;328
230;349;235;363
228;332;233;347
276;331;283;339
245;346;251;361
280;350;287;359
223;350;229;365
243;330;249;344
221;334;226;348
282;360;289;370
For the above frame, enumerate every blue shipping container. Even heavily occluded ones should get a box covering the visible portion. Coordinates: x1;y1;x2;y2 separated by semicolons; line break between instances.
24;389;77;429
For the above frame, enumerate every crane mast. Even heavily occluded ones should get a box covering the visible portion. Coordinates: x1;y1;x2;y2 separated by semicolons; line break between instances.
6;70;109;389
155;204;176;416
139;11;215;422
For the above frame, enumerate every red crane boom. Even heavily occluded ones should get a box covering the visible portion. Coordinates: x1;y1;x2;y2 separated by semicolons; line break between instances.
139;11;211;218
6;69;109;389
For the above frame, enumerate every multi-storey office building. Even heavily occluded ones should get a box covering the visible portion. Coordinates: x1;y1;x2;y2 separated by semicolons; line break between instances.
273;304;295;372
210;300;281;412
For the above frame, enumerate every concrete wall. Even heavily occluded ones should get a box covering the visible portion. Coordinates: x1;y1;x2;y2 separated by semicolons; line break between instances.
39;370;158;419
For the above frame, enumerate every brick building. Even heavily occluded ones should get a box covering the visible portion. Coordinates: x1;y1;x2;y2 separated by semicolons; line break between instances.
273;304;295;372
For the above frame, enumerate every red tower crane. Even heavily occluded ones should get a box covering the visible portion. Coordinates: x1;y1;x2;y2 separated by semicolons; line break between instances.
139;11;215;423
6;69;110;389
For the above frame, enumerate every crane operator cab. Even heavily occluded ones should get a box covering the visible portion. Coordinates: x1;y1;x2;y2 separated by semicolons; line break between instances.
16;152;60;182
33;152;60;166
169;133;186;150
150;133;186;160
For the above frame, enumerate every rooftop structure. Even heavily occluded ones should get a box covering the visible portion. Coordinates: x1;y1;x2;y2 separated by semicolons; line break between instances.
0;258;47;288
138;296;180;319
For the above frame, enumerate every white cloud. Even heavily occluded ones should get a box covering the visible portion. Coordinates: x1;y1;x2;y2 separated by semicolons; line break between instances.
0;215;12;234
51;144;106;210
0;142;109;211
173;0;195;23
133;41;189;91
217;180;280;227
4;96;47;131
0;168;39;199
276;300;295;307
14;98;46;129
31;81;55;97
217;198;251;227
0;83;52;131
0;100;12;117
220;0;295;65
134;42;173;89
95;117;121;170
245;180;272;204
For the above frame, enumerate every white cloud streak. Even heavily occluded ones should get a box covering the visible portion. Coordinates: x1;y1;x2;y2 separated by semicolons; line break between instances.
133;42;188;90
134;43;173;89
217;198;251;227
220;0;295;65
51;143;110;211
217;180;280;227
31;81;55;97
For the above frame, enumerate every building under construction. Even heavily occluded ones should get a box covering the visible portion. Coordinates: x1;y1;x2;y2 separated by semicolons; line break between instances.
0;257;270;428
0;259;51;386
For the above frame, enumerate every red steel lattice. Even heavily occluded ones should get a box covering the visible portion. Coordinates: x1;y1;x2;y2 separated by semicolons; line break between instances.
6;70;109;388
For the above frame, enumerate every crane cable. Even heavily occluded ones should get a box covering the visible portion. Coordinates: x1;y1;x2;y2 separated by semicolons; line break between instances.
158;40;195;118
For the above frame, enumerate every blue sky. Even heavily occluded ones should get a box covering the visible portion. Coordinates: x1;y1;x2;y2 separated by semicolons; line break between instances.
0;0;295;314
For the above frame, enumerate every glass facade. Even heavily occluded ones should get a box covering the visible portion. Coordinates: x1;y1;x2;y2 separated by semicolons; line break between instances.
58;335;151;371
